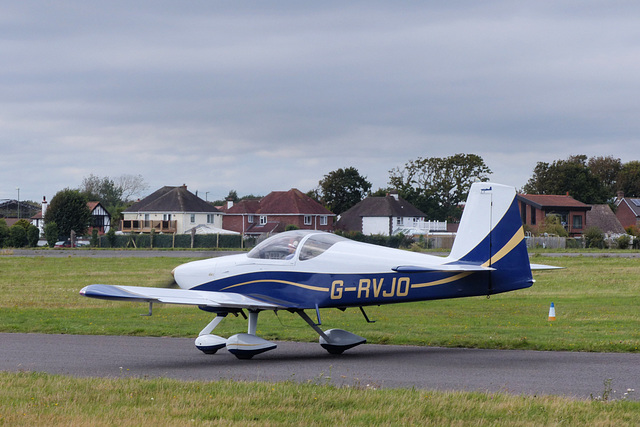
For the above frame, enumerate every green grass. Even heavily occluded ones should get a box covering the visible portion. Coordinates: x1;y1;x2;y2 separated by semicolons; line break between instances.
1;255;639;353
2;371;639;426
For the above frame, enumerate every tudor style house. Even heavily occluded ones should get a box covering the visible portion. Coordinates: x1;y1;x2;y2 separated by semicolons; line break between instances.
31;197;111;236
614;192;640;230
517;193;591;237
121;185;222;234
336;192;442;236
221;189;335;236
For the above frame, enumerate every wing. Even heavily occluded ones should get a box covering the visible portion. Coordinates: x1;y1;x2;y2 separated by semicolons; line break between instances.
80;284;282;310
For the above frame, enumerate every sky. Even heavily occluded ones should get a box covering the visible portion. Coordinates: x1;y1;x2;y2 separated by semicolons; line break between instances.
2;1;639;204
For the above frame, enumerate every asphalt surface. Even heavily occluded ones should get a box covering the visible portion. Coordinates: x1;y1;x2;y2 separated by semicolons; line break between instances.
2;333;638;400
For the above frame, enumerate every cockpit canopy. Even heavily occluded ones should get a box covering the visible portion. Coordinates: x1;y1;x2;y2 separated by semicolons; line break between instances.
247;231;348;261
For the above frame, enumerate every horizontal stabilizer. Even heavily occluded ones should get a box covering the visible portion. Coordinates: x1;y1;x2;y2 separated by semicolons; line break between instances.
79;284;282;310
530;263;564;270
393;264;495;273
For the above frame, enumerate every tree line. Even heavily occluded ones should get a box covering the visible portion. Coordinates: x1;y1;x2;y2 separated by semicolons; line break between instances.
312;154;640;222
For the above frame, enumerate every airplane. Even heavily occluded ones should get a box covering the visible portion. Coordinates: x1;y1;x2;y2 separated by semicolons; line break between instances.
80;182;556;359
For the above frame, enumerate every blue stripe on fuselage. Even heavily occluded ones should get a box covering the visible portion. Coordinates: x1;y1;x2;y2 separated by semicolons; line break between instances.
190;268;531;309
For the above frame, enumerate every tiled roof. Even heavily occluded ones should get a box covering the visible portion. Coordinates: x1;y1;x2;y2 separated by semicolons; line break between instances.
125;186;220;213
224;189;334;216
616;198;640;217
587;204;626;234
517;194;591;210
337;195;425;232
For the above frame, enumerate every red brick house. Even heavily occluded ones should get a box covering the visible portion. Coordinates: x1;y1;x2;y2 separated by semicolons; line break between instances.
614;192;640;229
517;194;591;237
221;189;335;236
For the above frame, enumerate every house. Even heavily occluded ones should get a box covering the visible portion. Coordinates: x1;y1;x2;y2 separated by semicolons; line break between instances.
31;197;111;236
221;189;335;236
517;193;591;237
121;185;223;234
614;192;640;230
87;201;111;234
587;204;626;236
337;192;442;236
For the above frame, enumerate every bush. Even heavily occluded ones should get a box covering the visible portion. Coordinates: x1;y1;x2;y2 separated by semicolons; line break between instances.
106;228;117;247
44;222;59;248
541;215;569;237
8;225;27;248
91;229;99;247
0;219;8;247
584;226;606;249
26;224;40;247
616;234;631;250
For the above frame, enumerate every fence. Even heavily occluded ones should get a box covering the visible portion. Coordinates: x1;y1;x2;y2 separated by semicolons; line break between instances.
97;233;249;249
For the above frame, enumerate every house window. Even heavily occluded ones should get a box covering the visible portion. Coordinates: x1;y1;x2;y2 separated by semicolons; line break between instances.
163;214;172;221
207;214;215;224
260;215;267;225
320;216;327;226
304;215;312;225
144;214;150;221
247;215;254;223
572;215;583;229
396;217;403;226
190;214;196;223
530;206;536;225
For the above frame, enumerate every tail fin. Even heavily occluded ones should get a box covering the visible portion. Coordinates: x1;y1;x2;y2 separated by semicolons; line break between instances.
447;182;533;293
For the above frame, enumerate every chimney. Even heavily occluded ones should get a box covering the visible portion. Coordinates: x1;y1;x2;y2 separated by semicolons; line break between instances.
617;191;625;201
42;196;47;217
226;198;234;209
388;190;399;200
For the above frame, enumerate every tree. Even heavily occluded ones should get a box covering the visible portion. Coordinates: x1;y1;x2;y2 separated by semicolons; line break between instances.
617;160;640;197
44;189;92;238
522;155;608;204
0;218;8;248
44;222;59;247
80;174;123;208
588;156;622;198
114;174;149;202
8;225;27;248
316;167;372;215
27;224;40;247
388;154;492;221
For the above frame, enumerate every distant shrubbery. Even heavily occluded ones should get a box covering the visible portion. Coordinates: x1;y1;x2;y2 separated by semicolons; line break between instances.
0;218;40;248
335;230;413;249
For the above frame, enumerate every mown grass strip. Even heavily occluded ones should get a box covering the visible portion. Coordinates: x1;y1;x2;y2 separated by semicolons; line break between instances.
1;371;639;426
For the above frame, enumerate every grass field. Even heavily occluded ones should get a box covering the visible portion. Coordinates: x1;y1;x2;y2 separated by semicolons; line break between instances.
2;254;640;424
1;255;639;352
1;371;639;426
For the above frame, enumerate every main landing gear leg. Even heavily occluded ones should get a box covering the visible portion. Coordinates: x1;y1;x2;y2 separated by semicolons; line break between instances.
296;310;366;355
226;309;277;360
195;314;228;354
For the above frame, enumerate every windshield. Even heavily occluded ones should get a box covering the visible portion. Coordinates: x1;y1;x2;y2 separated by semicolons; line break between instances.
247;231;349;261
299;233;349;261
247;230;313;260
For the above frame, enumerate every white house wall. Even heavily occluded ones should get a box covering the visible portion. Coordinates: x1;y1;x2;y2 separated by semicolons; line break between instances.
362;217;391;236
122;212;223;234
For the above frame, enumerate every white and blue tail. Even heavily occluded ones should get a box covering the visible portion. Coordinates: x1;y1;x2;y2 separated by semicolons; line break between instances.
446;182;533;294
